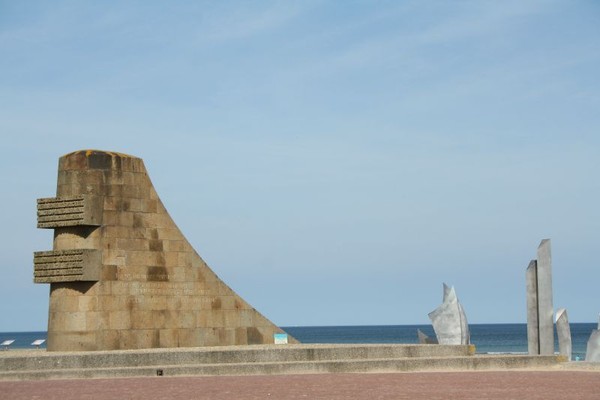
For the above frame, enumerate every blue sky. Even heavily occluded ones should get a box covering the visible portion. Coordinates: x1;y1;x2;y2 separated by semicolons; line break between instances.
1;1;599;331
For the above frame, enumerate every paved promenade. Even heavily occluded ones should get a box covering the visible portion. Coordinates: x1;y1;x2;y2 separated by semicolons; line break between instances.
2;370;599;400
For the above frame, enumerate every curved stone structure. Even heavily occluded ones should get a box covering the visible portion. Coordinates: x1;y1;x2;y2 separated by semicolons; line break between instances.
34;150;296;351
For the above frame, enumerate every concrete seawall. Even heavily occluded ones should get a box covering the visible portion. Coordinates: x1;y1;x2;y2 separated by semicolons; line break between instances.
0;343;566;381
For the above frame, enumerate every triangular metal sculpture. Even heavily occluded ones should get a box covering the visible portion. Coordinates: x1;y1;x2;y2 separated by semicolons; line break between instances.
555;308;572;360
585;315;600;362
416;329;438;344
428;283;470;345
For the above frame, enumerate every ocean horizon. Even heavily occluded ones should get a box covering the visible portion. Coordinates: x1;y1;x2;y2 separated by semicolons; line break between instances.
1;323;596;360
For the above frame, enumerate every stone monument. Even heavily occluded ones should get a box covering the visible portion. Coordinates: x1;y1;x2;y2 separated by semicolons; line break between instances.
34;150;296;351
526;239;554;355
428;283;470;345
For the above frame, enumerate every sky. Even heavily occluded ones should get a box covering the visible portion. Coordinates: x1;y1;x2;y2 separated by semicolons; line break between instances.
1;1;599;332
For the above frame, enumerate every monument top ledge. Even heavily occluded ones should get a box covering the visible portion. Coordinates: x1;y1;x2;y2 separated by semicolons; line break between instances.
59;149;144;172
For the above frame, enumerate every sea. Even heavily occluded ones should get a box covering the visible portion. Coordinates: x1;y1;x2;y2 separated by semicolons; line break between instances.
1;323;596;361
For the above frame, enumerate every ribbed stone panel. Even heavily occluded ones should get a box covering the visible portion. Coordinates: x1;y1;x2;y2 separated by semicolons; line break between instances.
37;195;103;228
33;249;101;283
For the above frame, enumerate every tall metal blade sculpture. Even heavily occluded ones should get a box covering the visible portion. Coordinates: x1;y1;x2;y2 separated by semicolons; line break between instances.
428;283;470;345
555;308;572;360
585;315;600;362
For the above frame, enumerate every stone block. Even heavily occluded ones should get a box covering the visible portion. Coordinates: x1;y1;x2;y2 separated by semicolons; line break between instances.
164;240;187;252
156;228;182;240
50;311;87;331
78;296;98;312
137;296;167;311
96;329;120;349
178;329;202;347
219;296;236;310
101;265;118;281
163;252;180;267
47;331;97;352
117;211;134;227
108;311;132;330
224;310;242;327
198;310;225;327
130;310;157;330
235;328;248;345
102;210;119;226
123;184;149;199
49;295;80;312
240;310;255;327
159;329;179;347
102;250;126;267
140;199;158;213
120;329;160;349
116;238;149;251
98;282;113;296
103;296;131;311
179;311;196;329
85;311;110;330
110;282;132;296
247;327;265;345
203;328;223;347
105;184;124;197
166;267;185;282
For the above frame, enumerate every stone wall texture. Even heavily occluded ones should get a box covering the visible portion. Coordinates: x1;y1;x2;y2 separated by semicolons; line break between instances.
35;150;296;351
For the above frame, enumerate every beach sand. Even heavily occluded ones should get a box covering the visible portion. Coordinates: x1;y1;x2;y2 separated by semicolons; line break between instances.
1;369;599;400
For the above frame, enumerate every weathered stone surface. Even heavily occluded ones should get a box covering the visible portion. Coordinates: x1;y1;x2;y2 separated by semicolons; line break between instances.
555;308;571;360
34;150;296;351
428;284;470;345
